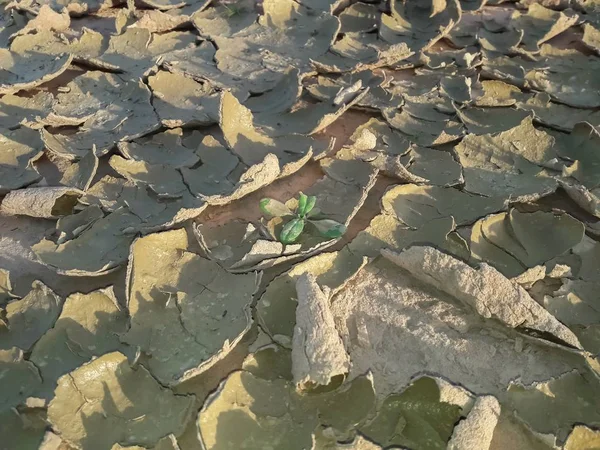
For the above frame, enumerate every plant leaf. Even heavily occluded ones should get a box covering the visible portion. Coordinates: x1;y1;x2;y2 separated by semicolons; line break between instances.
307;207;321;218
303;196;317;217
280;218;305;244
296;192;308;217
310;219;347;239
260;198;293;217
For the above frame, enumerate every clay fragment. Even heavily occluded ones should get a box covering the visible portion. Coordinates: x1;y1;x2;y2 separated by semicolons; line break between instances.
0;50;72;95
1;187;83;219
359;376;463;449
32;208;141;276
454;117;558;201
0;127;44;195
564;425;600;449
0;347;42;410
123;229;259;385
292;273;350;390
506;370;600;437
381;246;582;349
147;70;219;128
447;396;501;450
29;287;129;399
47;352;195;450
0;281;63;351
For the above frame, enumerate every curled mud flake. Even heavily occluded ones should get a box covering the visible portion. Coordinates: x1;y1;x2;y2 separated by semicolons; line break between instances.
446;11;481;48
123;229;259;385
381;184;506;228
219;90;329;176
257;250;368;346
553;123;600;218
0;91;53;129
47;352;195;450
455;105;531;135
78;175;207;233
517;93;600;132
330;257;585;400
511;3;579;53
130;9;191;33
582;23;600;55
383;107;465;147
198;369;375;449
244;67;302;115
192;0;340;95
137;0;186;10
360;376;463;449
99;28;197;79
558;180;600;219
1;187;83;219
11;4;70;38
109;155;189;199
475;80;524;107
41;72;160;160
55;204;104;244
454;117;559;201
558;122;600;190
342;120;462;186
191;0;259;39
470;209;585;277
506;370;600;438
0;50;72;95
379;0;462;54
382;246;582;349
307;71;396;112
447;395;501;450
0;127;44;195
147;70;219;128
32;208;141;276
564;425;600;450
0;281;63;352
525;46;600;109
182;135;279;206
197;370;317;450
0;269;16;307
313;32;414;74
0;347;42;411
480;50;536;88
542;239;600;349
296;0;345;12
338;2;379;33
59;149;99;191
29;287;129;399
254;86;369;137
292;273;350;391
117;129;199;169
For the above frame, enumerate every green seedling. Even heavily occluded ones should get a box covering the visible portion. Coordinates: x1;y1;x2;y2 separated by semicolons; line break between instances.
222;2;243;17
260;192;347;244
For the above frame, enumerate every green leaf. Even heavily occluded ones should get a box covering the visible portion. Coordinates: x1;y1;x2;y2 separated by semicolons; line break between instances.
260;198;293;217
310;219;347;239
296;192;308;216
280;218;305;244
307;207;321;218
303;196;317;217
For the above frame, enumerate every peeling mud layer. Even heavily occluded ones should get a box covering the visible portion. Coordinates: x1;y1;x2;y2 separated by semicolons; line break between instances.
1;0;600;449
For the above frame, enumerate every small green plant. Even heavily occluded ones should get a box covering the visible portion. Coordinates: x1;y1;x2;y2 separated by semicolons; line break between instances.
222;2;243;17
260;192;347;244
